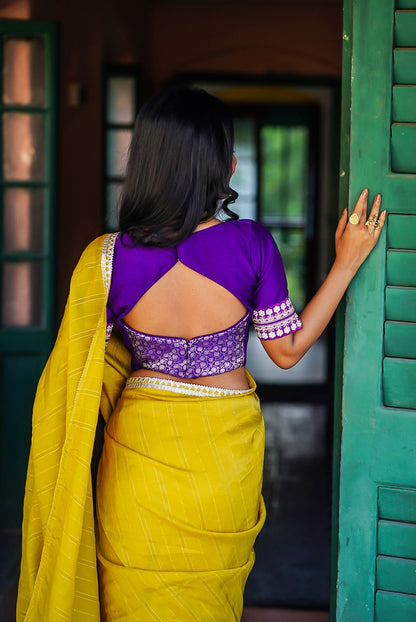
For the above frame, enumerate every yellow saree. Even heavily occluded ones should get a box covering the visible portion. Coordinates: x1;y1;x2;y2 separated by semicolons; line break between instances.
17;234;266;621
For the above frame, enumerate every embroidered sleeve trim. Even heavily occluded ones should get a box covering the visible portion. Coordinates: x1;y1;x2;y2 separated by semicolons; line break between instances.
252;297;303;340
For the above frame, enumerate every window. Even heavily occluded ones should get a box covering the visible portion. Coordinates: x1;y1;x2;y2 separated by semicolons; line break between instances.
0;20;58;527
104;66;140;231
232;106;319;311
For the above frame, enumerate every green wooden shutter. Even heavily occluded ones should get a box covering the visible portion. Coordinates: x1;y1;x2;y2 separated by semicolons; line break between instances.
0;20;58;527
335;1;416;620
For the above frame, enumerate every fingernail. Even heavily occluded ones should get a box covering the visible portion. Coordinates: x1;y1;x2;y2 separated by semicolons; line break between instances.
362;188;368;197
376;193;381;201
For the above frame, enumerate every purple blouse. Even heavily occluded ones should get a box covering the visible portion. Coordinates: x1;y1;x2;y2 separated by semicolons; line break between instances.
107;219;302;378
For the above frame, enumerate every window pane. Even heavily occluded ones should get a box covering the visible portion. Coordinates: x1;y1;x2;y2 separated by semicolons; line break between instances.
4;189;44;252
3;37;45;106
105;182;123;231
269;227;306;310
260;125;308;223
3;113;45;181
233;118;257;220
106;77;136;124
2;262;43;327
106;129;132;177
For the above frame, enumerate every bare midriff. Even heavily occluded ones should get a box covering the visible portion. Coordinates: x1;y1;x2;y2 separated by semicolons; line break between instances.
130;366;250;390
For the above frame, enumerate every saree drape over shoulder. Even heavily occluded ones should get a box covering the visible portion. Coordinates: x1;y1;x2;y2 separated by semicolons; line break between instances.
17;234;130;621
17;233;267;621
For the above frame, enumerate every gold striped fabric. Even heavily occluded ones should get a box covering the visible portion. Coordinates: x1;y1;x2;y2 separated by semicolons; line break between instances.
17;233;266;621
17;235;126;621
97;377;266;621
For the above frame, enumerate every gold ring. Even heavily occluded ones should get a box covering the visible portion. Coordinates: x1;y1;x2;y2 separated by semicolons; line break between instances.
349;213;360;225
365;217;379;227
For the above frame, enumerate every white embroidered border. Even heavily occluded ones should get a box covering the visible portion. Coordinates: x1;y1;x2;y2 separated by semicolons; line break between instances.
126;376;250;397
252;297;302;340
101;232;119;294
101;232;119;349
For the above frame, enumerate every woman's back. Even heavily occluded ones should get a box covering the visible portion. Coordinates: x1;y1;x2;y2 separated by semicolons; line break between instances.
124;221;247;340
107;218;295;388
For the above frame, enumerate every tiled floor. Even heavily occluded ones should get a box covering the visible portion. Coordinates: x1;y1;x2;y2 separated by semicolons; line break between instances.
242;608;329;622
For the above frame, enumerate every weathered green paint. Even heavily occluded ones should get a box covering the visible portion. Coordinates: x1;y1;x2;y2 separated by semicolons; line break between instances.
397;0;416;8
383;358;416;409
387;214;416;247
384;322;416;358
393;49;416;84
391;123;416;173
336;0;416;619
377;555;416;594
392;86;416;122
376;591;416;621
386;250;416;285
379;487;416;522
385;286;416;321
394;10;416;47
378;520;416;558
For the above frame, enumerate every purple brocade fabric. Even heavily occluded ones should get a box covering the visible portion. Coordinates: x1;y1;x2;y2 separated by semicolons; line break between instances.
121;312;250;378
107;220;303;377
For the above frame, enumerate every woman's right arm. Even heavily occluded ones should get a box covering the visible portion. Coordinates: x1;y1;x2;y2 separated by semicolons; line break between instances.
261;189;386;369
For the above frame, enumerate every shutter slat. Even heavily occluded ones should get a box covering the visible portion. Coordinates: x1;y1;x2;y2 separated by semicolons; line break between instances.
379;487;416;523
377;555;416;594
392;86;416;122
397;1;416;8
376;590;416;622
384;321;416;359
388;214;416;248
386;250;416;286
385;287;416;322
395;11;416;47
383;358;416;410
378;520;416;559
393;49;416;84
391;123;416;173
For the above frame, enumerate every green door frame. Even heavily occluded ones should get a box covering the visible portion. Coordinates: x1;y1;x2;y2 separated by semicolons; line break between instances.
332;1;416;620
0;19;58;527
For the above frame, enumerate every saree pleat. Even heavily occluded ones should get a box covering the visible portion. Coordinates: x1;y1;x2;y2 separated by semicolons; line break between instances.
96;380;266;621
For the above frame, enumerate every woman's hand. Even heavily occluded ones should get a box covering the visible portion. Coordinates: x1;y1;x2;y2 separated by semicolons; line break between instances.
334;189;386;276
261;189;387;369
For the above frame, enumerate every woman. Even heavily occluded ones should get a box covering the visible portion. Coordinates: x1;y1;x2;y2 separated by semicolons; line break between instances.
17;87;385;622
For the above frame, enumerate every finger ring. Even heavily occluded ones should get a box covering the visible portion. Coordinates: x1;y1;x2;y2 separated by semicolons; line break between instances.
349;213;360;225
365;217;379;227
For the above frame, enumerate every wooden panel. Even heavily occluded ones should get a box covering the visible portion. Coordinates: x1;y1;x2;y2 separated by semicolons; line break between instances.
392;86;416;122
384;321;416;358
395;11;416;47
391;123;416;173
378;520;416;559
377;555;416;594
386;250;416;286
379;487;416;523
385;287;416;322
383;357;416;409
397;0;416;9
388;214;416;248
393;49;416;84
376;590;416;622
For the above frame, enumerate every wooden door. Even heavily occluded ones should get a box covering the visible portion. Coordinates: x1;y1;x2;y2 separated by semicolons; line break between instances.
334;1;416;620
0;20;57;528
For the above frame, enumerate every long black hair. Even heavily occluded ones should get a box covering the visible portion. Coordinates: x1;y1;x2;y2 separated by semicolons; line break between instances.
118;86;238;247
